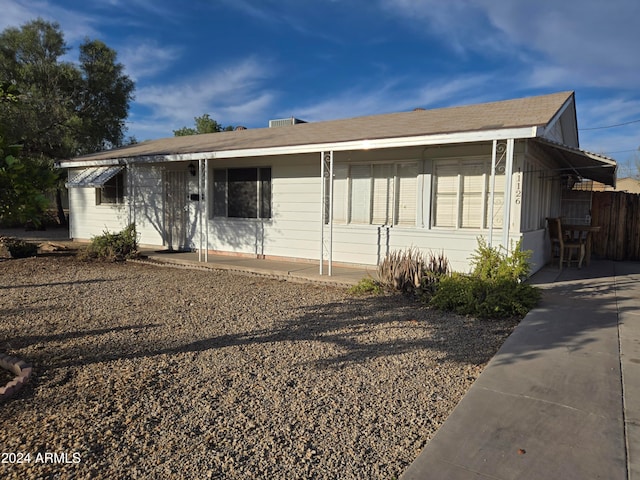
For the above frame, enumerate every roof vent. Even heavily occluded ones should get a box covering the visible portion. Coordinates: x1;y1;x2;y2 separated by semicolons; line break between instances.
235;126;247;131
269;117;307;128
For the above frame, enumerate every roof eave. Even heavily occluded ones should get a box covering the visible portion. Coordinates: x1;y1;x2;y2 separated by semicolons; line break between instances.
58;125;542;168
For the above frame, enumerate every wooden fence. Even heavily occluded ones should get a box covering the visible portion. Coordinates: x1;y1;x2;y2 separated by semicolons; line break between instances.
591;191;640;261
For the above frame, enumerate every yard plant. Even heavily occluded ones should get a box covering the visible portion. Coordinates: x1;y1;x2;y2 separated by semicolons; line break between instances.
429;238;540;319
377;248;450;295
83;223;139;261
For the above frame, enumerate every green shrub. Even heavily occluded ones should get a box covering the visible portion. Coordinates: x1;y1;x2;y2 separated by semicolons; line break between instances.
430;274;540;319
348;277;383;295
377;248;449;294
84;223;139;261
3;238;38;258
470;237;532;281
429;238;540;319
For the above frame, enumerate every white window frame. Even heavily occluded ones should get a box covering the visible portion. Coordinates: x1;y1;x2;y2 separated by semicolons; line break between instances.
96;171;125;205
431;156;505;230
336;161;418;227
212;167;272;219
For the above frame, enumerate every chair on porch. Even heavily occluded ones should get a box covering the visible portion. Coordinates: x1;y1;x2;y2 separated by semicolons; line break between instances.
546;217;585;269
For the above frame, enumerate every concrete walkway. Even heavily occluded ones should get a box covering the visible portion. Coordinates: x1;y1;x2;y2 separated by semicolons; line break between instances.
402;260;640;480
139;250;374;287
0;227;374;287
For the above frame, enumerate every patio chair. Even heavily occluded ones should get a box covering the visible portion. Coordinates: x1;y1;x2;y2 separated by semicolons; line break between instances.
546;217;585;269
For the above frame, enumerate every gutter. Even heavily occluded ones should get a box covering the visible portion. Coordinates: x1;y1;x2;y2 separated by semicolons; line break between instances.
57;126;543;168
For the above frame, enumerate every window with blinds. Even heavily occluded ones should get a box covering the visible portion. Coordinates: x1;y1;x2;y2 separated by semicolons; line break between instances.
433;158;505;229
333;162;417;226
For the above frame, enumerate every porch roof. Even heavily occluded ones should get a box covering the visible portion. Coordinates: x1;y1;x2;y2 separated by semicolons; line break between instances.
533;138;617;187
60;91;577;167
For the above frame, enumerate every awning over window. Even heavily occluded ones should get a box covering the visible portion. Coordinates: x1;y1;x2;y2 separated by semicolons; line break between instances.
534;138;617;187
66;166;123;188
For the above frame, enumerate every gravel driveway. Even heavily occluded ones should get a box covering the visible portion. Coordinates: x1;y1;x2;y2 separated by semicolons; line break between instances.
0;255;518;479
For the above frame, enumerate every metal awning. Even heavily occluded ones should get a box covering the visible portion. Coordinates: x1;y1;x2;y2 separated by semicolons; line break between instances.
534;138;617;187
66;166;124;188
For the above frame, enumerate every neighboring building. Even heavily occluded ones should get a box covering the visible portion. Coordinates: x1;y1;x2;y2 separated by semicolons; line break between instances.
58;91;616;275
615;177;640;194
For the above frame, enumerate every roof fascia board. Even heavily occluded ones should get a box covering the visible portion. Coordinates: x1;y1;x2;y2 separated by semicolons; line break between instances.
59;125;540;167
539;92;577;145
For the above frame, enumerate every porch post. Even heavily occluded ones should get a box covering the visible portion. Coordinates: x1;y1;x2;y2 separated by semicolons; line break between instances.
198;158;203;262
319;151;334;276
320;151;325;275
327;151;334;276
502;138;515;251
204;158;209;263
488;140;497;247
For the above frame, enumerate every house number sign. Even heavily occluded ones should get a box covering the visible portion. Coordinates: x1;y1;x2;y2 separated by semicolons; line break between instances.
514;168;522;205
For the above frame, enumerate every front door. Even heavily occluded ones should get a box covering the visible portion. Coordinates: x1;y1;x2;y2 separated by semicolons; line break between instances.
163;170;188;250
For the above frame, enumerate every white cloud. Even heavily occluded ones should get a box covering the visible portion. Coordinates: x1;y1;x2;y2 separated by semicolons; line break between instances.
119;42;181;81
0;0;99;43
380;0;640;89
479;0;640;89
130;56;276;138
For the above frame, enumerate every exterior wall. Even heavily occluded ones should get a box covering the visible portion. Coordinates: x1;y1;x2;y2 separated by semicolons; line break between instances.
519;140;568;271
67;139;541;273
616;177;640;194
201;154;321;259
68;168;130;240
319;142;524;272
129;164;167;246
521;229;548;274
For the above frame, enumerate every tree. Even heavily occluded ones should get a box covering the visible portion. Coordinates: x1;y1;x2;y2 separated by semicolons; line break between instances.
173;113;234;136
0;81;56;226
0;18;135;225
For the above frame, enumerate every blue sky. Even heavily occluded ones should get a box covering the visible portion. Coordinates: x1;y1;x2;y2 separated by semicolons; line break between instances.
2;0;639;175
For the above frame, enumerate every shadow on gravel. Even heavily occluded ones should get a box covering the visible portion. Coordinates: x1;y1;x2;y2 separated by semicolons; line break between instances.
26;261;640;374
5;324;162;351
29;294;516;372
0;278;114;290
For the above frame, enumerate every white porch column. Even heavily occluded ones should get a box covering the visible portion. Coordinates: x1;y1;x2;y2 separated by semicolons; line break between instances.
204;158;209;263
319;151;334;275
488;140;498;247
198;158;203;262
502;138;515;251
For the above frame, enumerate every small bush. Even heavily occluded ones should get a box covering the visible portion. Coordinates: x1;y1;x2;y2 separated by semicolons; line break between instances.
470;237;532;281
378;248;450;294
430;274;540;319
83;223;139;261
348;277;384;295
3;238;38;258
429;238;540;319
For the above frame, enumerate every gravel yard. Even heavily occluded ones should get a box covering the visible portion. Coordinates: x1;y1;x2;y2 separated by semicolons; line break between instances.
0;254;518;479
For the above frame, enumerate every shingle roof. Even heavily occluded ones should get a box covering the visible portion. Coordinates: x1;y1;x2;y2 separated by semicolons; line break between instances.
67;91;575;163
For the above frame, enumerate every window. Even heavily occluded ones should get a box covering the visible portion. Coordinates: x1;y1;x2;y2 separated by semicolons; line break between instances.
432;158;504;229
96;171;125;205
332;162;417;226
212;167;271;219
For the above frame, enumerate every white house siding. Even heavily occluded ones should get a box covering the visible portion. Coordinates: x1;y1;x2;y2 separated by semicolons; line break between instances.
320;142;526;273
522;229;548;273
67;168;130;240
67;139;543;274
518;141;568;272
128;164;167;247
204;154;321;260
